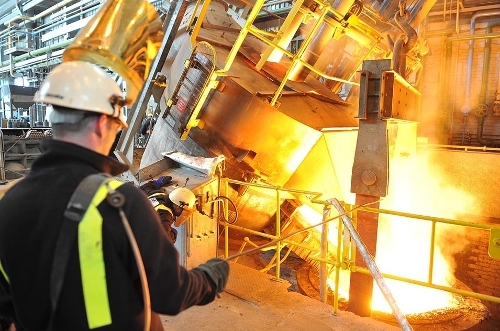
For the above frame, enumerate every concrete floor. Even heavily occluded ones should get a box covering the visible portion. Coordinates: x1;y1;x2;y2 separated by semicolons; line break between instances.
159;250;499;331
161;262;402;331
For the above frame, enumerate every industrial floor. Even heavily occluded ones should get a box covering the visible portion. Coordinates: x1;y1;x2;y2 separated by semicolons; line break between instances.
161;261;401;331
159;249;500;331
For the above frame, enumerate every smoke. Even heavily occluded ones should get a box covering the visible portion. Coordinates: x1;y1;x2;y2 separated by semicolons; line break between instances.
412;149;473;276
435;222;469;285
370;135;478;313
385;145;474;282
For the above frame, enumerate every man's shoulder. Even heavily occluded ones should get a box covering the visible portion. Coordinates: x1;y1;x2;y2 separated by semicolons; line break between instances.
0;178;24;196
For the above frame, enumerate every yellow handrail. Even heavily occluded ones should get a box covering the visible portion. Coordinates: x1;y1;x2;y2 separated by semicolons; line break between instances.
218;176;500;317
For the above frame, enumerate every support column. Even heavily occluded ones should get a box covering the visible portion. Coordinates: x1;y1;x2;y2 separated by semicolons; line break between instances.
347;194;380;316
348;59;390;317
347;58;421;317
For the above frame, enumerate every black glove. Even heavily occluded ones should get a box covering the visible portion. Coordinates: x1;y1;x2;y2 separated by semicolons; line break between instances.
195;258;229;294
153;176;172;190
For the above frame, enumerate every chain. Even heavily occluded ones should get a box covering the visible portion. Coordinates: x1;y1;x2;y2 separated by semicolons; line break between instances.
399;0;407;17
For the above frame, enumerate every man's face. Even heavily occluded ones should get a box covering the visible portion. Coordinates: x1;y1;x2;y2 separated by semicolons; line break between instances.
107;116;124;135
104;116;124;154
173;207;196;227
173;204;184;217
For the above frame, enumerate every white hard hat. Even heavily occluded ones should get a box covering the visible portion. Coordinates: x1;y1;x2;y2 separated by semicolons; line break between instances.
34;61;129;128
169;187;197;210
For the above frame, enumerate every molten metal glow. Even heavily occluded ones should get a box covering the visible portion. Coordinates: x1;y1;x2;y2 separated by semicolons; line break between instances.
294;124;472;315
371;124;471;314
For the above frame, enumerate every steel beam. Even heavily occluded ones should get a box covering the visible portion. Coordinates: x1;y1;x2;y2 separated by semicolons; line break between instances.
115;0;188;167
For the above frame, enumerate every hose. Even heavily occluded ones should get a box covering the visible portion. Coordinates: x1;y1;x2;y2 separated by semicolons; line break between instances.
106;185;151;331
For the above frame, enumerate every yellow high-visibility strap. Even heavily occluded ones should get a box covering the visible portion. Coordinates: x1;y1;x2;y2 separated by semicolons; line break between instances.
147;192;165;199
0;260;9;284
147;192;173;214
155;205;173;214
79;178;123;329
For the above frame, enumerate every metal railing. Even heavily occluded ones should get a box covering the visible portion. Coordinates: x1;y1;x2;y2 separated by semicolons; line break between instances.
218;176;500;325
351;205;500;305
185;0;374;109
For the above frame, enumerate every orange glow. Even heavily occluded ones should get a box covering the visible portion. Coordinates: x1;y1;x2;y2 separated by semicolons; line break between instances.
296;204;351;300
371;123;471;314
293;123;471;315
296;204;324;232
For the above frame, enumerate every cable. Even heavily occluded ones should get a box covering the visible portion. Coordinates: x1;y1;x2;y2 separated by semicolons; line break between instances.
215;196;238;224
105;184;151;331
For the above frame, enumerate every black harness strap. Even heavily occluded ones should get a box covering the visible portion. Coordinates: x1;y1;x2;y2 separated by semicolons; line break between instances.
48;173;110;330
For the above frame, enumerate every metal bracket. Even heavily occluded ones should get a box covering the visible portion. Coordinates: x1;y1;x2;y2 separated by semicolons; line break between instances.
380;70;421;121
351;60;391;197
489;228;500;260
115;0;188;165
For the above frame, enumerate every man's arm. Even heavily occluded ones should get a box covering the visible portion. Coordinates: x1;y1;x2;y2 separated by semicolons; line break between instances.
118;184;227;315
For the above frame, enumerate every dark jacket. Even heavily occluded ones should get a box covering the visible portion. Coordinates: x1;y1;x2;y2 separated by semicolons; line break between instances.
139;117;155;136
0;140;217;331
139;182;178;243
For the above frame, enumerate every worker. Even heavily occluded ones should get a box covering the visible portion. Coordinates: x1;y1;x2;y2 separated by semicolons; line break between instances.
139;177;197;243
0;61;229;331
139;109;155;144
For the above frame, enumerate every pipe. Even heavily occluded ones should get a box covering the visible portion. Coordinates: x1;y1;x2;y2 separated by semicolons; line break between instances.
7;31;22;78
495;63;500;116
328;198;414;331
446;31;500;42
8;55;22;78
319;205;330;303
461;115;468;146
439;38;453;144
0;39;73;74
0;1;101;76
478;20;500;105
5;0;77;26
428;4;500;17
255;0;305;66
0;56;62;76
405;0;438;31
476;20;500;147
0;0;100;42
462;9;500;115
288;18;337;81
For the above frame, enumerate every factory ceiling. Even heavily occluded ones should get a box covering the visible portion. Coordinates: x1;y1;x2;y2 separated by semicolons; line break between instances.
0;0;498;79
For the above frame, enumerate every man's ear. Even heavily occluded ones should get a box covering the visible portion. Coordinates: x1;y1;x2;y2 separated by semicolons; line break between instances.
94;114;108;137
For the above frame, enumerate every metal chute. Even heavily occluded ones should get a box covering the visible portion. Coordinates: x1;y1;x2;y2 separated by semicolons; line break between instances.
62;0;164;102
